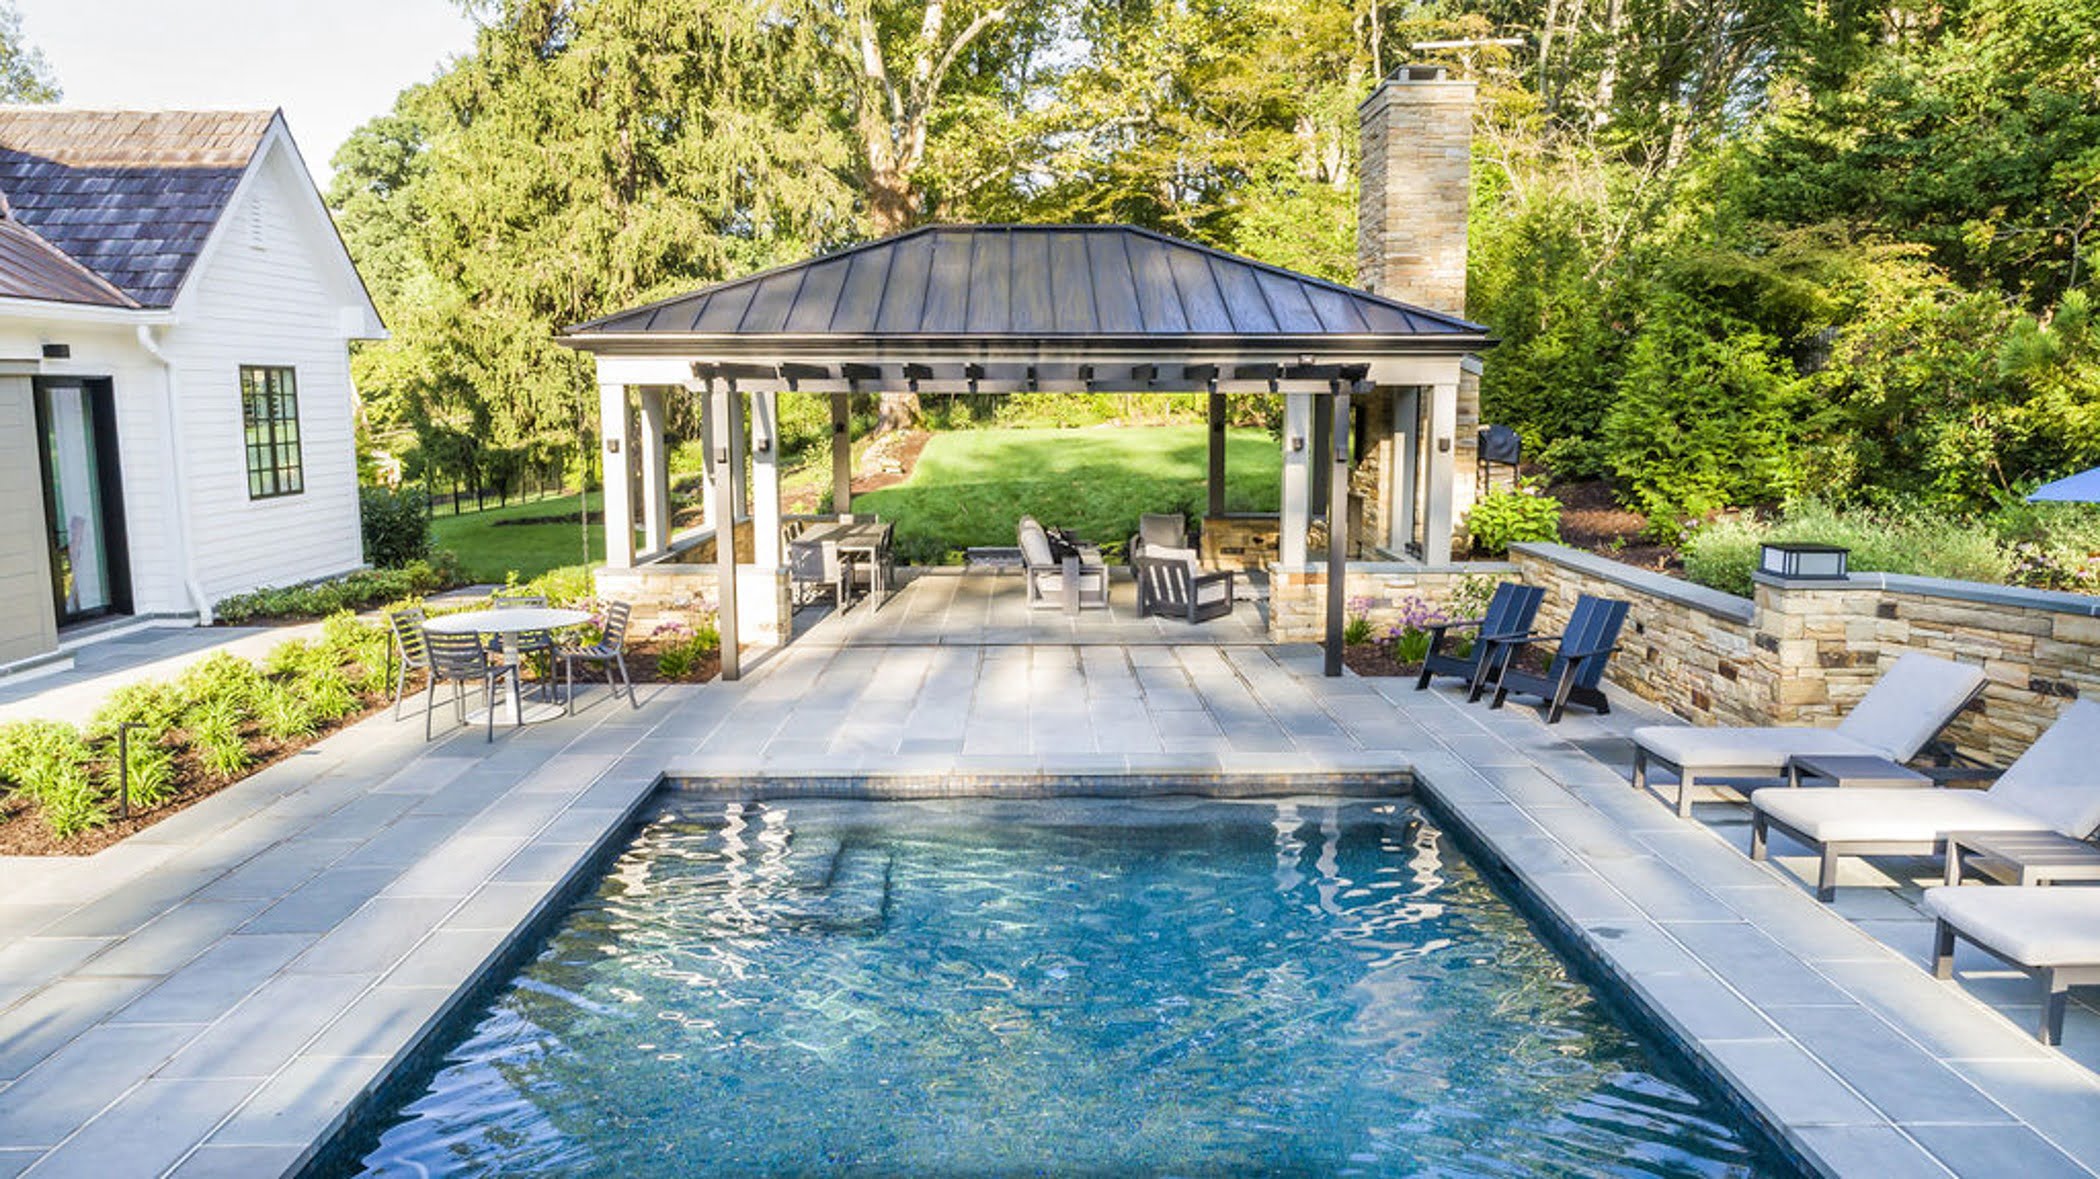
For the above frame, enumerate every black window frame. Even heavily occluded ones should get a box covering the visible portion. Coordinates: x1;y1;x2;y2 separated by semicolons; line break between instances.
240;365;304;499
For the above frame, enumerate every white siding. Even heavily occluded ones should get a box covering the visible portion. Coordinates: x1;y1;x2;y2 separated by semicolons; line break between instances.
0;374;57;662
165;143;365;602
0;321;185;615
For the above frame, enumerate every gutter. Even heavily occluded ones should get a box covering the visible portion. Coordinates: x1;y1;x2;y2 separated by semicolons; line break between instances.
136;324;214;623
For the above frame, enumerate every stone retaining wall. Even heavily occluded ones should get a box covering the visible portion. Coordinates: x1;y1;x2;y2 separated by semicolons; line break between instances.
1268;541;2094;762
593;558;791;649
1267;561;1513;642
1508;544;2099;765
1201;514;1281;572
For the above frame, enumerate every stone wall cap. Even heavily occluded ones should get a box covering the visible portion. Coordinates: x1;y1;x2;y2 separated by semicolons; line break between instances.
1509;542;1756;623
1826;571;2100;618
1270;559;1519;576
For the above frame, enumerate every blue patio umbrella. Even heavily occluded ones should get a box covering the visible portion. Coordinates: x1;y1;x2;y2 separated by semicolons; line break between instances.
2027;465;2100;503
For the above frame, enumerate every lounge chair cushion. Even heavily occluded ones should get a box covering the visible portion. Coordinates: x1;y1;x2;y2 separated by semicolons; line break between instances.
1753;788;2053;843
1983;698;2100;838
1017;518;1054;567
1138;513;1186;550
1634;725;1880;773
1924;885;2100;967
1832;652;1990;759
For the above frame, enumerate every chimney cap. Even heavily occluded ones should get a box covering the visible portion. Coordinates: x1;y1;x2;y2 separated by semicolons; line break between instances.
1389;64;1449;83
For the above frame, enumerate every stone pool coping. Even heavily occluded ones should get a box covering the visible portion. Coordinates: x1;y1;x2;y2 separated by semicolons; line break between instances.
0;639;2094;1176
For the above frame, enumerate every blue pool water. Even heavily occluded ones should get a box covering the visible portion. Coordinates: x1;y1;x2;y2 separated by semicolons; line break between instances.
341;797;1783;1176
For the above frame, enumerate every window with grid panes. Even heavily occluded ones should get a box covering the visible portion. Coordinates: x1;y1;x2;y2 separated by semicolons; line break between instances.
240;366;303;498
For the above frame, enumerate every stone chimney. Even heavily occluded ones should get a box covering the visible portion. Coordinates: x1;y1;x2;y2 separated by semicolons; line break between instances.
1357;66;1476;314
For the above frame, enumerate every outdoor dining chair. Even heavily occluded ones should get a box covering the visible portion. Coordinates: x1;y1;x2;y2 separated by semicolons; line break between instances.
1473;593;1630;724
1413;581;1546;696
386;606;431;721
488;590;561;696
560;600;636;711
422;630;523;743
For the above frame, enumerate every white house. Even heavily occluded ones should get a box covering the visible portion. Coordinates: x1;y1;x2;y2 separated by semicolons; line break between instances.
0;109;384;675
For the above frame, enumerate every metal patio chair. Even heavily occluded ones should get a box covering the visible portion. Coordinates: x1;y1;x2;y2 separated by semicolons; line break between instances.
423;629;523;743
386;606;432;721
560;600;637;711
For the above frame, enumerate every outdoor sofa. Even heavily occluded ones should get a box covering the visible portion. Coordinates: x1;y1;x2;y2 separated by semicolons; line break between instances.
1631;652;1988;817
1925;884;2100;1044
1752;697;2100;901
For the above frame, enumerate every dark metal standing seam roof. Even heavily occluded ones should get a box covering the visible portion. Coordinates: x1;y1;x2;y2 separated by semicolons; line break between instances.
0;109;274;307
566;225;1489;343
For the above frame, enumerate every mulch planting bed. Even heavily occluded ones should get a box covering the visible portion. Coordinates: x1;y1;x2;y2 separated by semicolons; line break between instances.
2;644;717;858
1547;479;1680;572
0;689;398;857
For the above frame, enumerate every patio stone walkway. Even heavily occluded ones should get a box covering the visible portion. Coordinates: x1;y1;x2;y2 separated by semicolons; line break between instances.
0;572;2093;1177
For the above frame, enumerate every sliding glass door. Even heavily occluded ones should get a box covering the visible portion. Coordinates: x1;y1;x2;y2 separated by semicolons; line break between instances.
33;378;130;624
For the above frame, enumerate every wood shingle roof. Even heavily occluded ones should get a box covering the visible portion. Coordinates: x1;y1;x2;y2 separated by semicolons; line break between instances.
0;108;274;307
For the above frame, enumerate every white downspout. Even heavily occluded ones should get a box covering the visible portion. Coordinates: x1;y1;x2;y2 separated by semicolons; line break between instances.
136;324;213;623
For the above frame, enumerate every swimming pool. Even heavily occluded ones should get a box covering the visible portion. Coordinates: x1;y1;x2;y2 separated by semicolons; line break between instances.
333;796;1786;1175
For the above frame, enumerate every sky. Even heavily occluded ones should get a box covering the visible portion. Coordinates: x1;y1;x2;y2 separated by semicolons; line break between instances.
11;0;479;185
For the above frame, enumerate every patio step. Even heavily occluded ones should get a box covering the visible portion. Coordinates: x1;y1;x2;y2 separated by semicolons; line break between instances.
777;844;893;935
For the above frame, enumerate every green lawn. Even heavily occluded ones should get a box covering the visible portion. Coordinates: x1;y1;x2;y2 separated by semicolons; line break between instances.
431;492;604;583
854;425;1282;564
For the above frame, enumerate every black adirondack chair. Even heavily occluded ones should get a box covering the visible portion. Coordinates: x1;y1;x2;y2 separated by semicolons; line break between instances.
1413;581;1546;696
1474;594;1631;724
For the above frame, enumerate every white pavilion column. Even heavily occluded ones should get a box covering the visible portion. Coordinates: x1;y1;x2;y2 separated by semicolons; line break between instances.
1279;392;1314;568
751;389;783;571
637;387;672;555
830;392;853;517
697;392;719;528
1423;378;1460;566
1390;386;1420;555
598;382;634;569
711;387;743;681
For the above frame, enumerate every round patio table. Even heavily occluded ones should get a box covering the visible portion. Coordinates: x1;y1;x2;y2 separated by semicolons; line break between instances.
422;606;592;726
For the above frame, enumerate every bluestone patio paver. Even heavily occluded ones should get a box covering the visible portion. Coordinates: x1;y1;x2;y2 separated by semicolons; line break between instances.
0;574;2095;1176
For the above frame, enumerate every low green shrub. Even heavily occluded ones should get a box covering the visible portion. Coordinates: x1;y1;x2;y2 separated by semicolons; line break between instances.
256;684;318;741
1466;491;1563;556
113;740;177;811
360;486;433;568
1681;500;2012;597
650;617;721;680
213;555;463;624
2;617;395;842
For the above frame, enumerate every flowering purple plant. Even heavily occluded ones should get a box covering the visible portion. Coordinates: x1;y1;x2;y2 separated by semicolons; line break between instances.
1345;595;1377;620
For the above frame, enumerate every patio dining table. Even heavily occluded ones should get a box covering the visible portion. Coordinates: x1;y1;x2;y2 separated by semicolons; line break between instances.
791;520;893;611
422;606;592;726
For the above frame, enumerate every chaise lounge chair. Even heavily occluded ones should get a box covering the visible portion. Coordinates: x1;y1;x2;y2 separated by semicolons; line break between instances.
1925;885;2100;1044
1414;581;1546;696
1751;697;2100;901
1632;652;1987;818
1473;593;1630;724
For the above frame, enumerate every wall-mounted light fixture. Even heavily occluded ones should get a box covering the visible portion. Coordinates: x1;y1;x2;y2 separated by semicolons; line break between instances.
1290;435;1305;452
604;438;620;455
